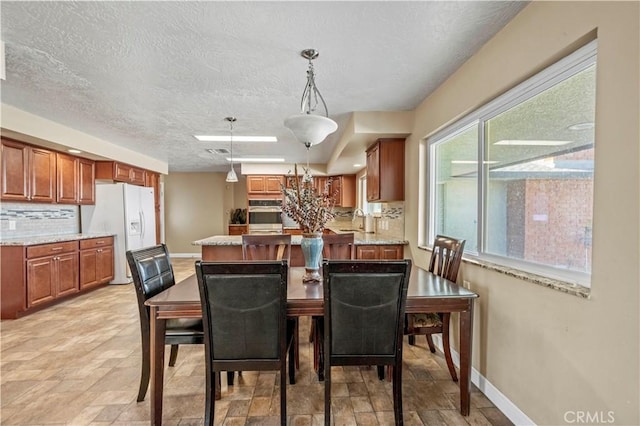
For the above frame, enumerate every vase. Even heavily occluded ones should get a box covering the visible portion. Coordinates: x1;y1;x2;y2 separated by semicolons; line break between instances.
301;232;323;283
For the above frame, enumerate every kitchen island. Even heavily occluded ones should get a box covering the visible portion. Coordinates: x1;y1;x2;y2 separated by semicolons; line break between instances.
193;229;409;266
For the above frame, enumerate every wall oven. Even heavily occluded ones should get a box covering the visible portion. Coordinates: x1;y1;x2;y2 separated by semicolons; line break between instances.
247;199;283;234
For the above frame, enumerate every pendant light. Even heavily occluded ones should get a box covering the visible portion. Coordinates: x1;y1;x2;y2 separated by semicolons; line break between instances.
284;49;338;150
225;116;238;183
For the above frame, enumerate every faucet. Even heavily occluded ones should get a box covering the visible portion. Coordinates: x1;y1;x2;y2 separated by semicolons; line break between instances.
352;208;365;229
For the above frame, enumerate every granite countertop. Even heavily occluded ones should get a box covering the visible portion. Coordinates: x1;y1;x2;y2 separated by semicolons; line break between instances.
0;233;116;246
193;227;407;246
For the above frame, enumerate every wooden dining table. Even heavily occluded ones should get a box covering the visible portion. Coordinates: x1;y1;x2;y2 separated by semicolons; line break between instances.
145;264;478;425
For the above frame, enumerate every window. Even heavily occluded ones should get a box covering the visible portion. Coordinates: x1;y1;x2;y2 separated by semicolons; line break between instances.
427;41;596;287
358;175;382;215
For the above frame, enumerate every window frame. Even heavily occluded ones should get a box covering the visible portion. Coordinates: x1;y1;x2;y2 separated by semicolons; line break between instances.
424;40;597;288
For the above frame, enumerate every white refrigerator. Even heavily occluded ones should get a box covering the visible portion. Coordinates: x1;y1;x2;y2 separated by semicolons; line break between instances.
81;183;156;284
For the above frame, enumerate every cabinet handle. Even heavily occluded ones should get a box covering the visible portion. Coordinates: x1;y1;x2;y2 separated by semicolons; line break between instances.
51;247;63;251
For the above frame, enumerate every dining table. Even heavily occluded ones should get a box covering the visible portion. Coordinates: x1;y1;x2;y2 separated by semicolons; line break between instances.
145;264;478;425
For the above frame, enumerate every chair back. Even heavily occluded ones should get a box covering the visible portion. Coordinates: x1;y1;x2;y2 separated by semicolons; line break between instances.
242;234;291;262
322;259;411;365
322;233;355;260
429;235;465;282
196;260;288;363
126;244;176;325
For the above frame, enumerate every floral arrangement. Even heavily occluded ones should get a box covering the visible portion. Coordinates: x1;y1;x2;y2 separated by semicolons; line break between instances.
281;164;335;234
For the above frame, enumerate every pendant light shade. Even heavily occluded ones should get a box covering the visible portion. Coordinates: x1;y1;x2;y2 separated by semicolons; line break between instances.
284;49;337;148
225;116;238;183
226;168;238;183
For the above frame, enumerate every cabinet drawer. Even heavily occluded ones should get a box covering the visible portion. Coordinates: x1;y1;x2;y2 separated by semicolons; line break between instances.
27;241;78;258
79;237;114;250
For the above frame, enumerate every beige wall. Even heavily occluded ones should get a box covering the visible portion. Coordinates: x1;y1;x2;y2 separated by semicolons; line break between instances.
405;1;639;424
164;172;239;254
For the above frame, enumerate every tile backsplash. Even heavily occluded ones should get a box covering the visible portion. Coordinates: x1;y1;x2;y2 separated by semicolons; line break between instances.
0;202;80;239
331;202;405;237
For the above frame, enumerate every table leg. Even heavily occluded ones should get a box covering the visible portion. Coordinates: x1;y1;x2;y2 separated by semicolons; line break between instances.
312;317;324;381
459;301;474;416
150;306;166;426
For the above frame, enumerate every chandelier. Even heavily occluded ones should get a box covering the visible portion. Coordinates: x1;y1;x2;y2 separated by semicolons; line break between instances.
225;116;238;183
284;49;338;149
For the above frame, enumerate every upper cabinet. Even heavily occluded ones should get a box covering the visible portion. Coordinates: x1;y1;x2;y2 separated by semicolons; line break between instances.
95;161;146;186
314;175;356;207
56;153;96;205
1;138;56;202
247;175;283;196
366;138;405;202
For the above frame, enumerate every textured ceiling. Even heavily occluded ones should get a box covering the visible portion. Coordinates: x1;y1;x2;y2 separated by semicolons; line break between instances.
0;1;527;173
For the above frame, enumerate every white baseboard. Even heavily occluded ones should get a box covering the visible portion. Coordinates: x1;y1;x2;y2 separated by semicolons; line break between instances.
430;335;536;426
171;253;202;259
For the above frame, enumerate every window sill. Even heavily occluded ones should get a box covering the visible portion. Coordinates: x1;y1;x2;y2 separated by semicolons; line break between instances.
417;246;591;299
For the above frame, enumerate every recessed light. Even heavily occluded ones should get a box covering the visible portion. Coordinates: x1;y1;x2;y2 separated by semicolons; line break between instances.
226;157;285;163
67;149;82;154
494;140;572;146
194;135;277;142
567;122;594;131
353;164;362;168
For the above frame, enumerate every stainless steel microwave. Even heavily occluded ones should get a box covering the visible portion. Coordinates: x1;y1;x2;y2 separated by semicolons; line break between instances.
248;199;283;233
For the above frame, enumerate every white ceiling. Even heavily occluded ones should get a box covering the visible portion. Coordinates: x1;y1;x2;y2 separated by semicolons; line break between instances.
0;1;528;174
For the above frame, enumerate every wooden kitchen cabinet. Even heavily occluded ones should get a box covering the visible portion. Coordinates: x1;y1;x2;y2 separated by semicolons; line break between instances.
331;175;356;207
57;154;96;205
25;241;79;308
228;225;248;235
96;161;146;186
356;244;404;260
247;175;283;195
79;237;114;289
366;138;405;202
1;138;56;202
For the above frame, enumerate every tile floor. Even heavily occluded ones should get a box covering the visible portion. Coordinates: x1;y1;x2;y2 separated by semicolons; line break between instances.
0;258;512;425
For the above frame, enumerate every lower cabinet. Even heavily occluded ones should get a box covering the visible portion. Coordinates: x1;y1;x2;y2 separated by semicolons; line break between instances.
1;237;114;319
26;241;79;308
80;237;114;289
356;244;404;260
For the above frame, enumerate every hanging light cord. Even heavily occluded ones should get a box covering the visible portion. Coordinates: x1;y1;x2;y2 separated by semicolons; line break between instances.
229;119;234;170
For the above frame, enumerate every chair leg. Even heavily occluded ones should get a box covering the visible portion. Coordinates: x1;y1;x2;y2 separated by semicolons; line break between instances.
137;340;151;402
441;313;458;382
289;339;296;385
204;368;216;426
408;334;416;346
377;366;386;380
168;344;179;366
227;371;236;386
392;362;403;426
425;334;436;353
294;318;300;370
281;360;287;426
309;317;315;342
324;364;331;426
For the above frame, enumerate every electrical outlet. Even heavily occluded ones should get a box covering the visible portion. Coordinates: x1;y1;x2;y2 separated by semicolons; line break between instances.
8;220;16;230
463;280;471;289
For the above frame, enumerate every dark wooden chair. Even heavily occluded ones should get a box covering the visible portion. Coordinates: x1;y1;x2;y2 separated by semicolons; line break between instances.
242;234;291;262
126;244;204;402
195;260;294;426
241;233;298;375
406;235;465;382
309;233;356;380
322;259;411;426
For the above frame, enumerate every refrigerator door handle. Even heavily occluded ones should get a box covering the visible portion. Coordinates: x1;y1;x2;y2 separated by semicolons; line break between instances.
140;210;145;242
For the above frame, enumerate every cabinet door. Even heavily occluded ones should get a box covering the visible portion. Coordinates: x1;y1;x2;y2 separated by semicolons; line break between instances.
1;139;30;201
366;144;380;201
114;162;132;182
27;257;56;307
56;252;79;297
56;153;79;204
379;245;403;260
247;176;266;193
30;147;56;202
129;167;146;186
97;246;114;283
265;176;283;193
79;249;99;289
356;245;379;260
78;159;95;204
